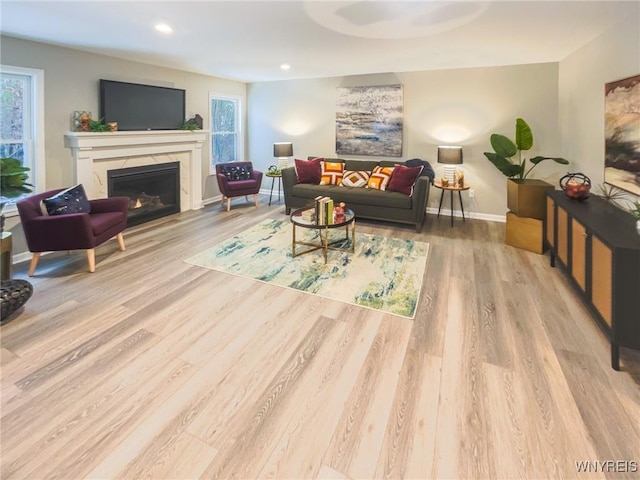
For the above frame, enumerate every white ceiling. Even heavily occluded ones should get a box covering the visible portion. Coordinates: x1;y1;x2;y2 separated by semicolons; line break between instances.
1;1;637;83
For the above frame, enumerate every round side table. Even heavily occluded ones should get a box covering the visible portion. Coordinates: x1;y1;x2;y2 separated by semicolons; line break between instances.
266;172;283;206
434;180;470;227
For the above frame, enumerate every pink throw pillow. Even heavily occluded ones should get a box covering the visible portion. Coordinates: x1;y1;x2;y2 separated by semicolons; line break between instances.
295;157;323;184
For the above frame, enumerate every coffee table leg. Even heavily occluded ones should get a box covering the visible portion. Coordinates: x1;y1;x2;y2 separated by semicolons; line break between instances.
351;220;356;253
292;223;296;256
323;226;328;264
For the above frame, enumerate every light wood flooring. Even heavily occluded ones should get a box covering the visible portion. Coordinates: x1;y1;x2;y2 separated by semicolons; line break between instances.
2;196;639;479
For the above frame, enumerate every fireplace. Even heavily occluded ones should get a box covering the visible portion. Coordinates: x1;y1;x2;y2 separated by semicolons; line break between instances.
108;162;180;227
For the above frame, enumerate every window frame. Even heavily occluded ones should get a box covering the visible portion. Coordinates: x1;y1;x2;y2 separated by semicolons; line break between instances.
209;92;243;175
0;65;45;216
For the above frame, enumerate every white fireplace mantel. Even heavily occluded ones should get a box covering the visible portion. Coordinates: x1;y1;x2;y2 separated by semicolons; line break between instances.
64;130;207;211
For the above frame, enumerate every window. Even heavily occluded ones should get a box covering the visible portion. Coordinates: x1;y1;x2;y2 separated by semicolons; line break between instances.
210;93;242;171
0;65;45;211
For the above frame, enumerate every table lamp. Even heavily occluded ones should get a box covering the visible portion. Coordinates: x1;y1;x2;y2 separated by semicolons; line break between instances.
274;142;293;171
437;146;463;185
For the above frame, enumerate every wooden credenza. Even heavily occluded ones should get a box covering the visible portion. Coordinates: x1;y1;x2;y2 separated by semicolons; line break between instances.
545;190;640;370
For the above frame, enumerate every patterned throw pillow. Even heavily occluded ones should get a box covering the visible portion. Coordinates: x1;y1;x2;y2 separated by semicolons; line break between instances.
366;166;395;190
41;184;91;216
342;170;370;187
319;161;344;185
221;164;253;181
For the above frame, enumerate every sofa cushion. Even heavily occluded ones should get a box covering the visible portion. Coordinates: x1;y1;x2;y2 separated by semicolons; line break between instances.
291;183;412;209
319;161;344;185
295;157;322;184
344;159;379;171
378;160;399;168
221;164;253;181
367;166;394;191
342;170;370;187
388;164;423;196
41;184;91;216
226;179;259;191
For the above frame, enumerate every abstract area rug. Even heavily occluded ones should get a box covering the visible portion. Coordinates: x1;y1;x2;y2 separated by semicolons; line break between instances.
185;219;429;318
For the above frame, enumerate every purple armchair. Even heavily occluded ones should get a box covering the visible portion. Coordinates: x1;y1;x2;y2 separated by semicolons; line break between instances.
16;189;129;275
215;162;263;212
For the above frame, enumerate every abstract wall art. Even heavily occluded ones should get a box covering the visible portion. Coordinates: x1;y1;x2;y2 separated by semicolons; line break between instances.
604;74;640;196
336;84;403;157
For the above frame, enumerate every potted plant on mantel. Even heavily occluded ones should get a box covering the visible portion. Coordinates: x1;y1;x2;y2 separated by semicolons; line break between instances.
484;117;569;219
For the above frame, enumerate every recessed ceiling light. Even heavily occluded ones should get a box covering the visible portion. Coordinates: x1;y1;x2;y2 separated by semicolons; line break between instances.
155;23;173;34
280;64;291;71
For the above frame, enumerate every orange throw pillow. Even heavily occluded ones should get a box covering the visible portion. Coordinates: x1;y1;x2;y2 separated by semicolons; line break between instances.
366;165;394;190
319;161;344;185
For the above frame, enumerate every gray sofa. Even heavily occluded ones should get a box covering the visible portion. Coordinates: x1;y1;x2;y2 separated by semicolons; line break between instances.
282;158;434;232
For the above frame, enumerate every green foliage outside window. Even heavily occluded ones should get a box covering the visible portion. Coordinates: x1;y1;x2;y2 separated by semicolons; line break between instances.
211;98;238;164
1;77;24;142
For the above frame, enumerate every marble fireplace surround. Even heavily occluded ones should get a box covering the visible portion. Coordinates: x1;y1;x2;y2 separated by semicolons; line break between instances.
63;131;207;212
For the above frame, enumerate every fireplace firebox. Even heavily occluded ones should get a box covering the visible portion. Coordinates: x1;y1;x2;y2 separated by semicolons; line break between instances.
108;162;180;227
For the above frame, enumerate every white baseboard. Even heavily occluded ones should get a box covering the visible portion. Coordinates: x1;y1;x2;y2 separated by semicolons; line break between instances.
426;207;506;223
12;250;50;266
202;195;222;206
204;192;279;206
13;251;31;265
204;191;281;206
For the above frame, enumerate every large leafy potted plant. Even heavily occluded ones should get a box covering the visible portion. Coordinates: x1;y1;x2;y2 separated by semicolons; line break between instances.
1;157;33;233
484;118;569;219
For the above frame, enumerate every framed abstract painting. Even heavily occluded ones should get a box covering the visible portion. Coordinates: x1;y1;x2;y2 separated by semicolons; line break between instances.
336;84;403;157
604;74;640;196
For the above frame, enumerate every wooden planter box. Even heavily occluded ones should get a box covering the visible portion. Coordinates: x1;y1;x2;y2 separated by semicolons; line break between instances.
507;179;554;220
506;211;545;254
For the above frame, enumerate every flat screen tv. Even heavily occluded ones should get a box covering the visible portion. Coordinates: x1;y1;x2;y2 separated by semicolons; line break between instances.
99;79;185;131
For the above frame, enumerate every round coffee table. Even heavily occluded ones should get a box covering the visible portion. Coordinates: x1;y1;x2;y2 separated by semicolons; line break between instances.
290;207;355;264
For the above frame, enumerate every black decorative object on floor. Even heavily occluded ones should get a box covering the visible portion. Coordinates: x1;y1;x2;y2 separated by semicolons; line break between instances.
1;279;33;323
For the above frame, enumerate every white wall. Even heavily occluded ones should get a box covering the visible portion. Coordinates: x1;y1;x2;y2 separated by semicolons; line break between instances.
248;63;562;218
558;14;640;206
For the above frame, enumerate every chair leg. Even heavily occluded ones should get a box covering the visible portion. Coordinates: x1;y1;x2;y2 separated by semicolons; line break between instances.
117;232;126;251
86;249;96;273
226;197;231;212
254;194;259;207
28;252;41;277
